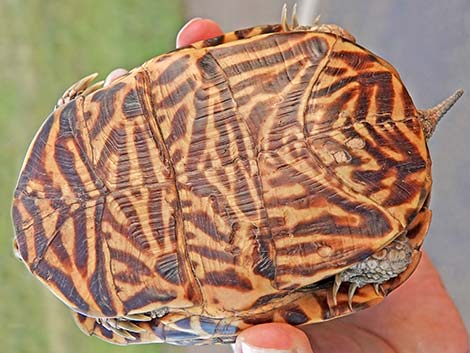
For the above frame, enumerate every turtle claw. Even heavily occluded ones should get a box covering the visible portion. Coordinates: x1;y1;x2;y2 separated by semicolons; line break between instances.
115;320;145;333
348;283;359;310
373;283;385;296
81;80;104;96
110;326;137;341
332;273;342;306
332;274;360;310
123;313;152;322
281;4;289;31
98;317;146;340
291;3;299;29
281;3;300;31
314;15;321;26
55;72;101;109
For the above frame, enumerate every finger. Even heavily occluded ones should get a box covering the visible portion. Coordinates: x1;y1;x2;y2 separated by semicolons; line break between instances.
103;19;223;87
233;323;314;353
176;18;224;47
104;68;129;87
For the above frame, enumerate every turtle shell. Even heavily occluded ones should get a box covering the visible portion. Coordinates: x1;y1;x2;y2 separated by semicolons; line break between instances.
12;23;434;345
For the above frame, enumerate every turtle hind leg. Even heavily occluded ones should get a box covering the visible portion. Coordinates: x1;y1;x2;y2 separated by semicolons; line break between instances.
204;233;421;337
279;3;357;41
310;24;357;42
332;206;432;310
231;282;384;331
281;3;300;31
333;235;413;309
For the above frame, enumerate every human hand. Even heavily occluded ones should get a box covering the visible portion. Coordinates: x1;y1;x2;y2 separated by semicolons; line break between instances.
104;18;469;353
231;253;468;353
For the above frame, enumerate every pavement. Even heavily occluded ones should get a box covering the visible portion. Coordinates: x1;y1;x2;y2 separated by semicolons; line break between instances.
183;1;470;350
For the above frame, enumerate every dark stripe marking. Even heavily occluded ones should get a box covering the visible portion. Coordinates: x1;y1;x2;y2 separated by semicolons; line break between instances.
34;260;90;313
12;205;29;262
73;205;89;272
281;306;309;325
252;236;276;280
159;78;195;109
89;201;117;316
122;89;144;118
253;291;286;308
90;82;126;140
189;211;228;242
123;287;177;312
98;322;114;339
155;54;190;85
109;247;152;276
20;196;48;259
167;105;189;149
187;244;235;263
217;35;328;77
202;35;225;47
50;231;69;264
203;268;253;291
155;253;181;284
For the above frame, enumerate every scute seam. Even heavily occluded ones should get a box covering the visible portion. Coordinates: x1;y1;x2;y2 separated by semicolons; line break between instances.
29;200;89;270
201;49;277;285
301;37;406;238
74;95;121;314
140;67;204;309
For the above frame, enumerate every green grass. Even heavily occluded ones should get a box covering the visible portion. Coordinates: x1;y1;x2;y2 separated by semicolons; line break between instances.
0;1;183;352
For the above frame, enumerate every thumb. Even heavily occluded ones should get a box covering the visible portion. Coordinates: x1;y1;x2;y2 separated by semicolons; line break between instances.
233;323;314;353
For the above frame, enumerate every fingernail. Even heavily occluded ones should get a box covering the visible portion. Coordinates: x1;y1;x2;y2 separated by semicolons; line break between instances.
104;68;128;87
234;324;314;353
238;338;296;353
176;17;203;47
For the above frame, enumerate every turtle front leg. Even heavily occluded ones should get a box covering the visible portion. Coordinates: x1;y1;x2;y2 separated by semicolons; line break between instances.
55;73;103;109
73;311;239;345
73;312;163;345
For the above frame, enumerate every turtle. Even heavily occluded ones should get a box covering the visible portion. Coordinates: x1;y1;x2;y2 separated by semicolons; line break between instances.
11;5;463;346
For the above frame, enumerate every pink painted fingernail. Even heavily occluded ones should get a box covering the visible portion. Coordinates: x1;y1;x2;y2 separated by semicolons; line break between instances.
176;17;203;47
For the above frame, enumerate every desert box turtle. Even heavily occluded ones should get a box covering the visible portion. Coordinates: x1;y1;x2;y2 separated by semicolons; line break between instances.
11;6;463;345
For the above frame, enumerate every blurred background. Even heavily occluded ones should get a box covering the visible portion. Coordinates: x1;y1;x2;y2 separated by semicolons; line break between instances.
1;1;468;352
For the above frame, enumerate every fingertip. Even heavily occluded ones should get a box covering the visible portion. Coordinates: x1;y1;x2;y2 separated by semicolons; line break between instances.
176;17;202;45
176;18;224;47
234;323;314;353
103;68;128;87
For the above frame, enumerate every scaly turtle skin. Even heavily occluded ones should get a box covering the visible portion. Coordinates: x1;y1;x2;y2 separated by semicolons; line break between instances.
12;9;462;346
